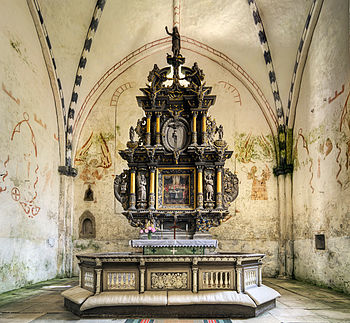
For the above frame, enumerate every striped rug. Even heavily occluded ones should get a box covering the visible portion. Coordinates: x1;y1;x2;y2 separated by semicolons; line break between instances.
124;320;232;323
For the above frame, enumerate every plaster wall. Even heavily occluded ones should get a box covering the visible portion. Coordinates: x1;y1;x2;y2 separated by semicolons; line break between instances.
292;0;350;293
0;0;61;293
73;49;279;276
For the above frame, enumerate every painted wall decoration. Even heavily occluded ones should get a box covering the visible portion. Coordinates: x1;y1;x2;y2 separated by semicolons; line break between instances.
336;89;350;189
218;81;242;106
328;84;345;104
75;131;113;183
247;165;271;200
2;82;20;105
5;112;41;218
0;155;10;193
234;132;274;164
294;128;314;193
110;82;135;107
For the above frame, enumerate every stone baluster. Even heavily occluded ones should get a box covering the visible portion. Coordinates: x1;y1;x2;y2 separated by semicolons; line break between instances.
197;166;203;209
139;258;146;293
258;259;263;287
236;266;242;293
146;112;152;146
216;166;223;209
78;261;82;287
129;168;136;210
148;166;156;209
192;258;198;293
95;258;102;294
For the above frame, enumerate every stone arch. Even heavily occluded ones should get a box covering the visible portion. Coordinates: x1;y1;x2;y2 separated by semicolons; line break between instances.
79;210;96;239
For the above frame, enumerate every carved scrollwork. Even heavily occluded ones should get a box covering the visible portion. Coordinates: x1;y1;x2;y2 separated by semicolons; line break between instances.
114;170;129;209
196;214;220;232
223;169;239;208
135;117;147;145
151;272;188;289
182;62;205;88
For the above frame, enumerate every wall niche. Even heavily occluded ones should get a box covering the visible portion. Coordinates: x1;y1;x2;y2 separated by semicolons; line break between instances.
79;211;96;239
84;185;94;201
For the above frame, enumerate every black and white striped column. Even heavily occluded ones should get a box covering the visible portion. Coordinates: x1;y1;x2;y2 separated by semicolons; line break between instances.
65;0;106;171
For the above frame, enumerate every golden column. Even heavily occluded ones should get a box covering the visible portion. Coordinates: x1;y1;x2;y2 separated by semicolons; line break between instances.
201;112;207;145
146;113;152;146
129;168;136;210
155;113;161;144
192;111;198;145
216;166;223;209
197;166;203;209
148;166;156;210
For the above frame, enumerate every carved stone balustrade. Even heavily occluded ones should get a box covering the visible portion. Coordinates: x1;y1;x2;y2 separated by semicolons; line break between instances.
62;252;280;318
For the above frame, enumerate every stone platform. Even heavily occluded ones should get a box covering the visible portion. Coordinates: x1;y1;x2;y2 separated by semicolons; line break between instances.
62;251;280;318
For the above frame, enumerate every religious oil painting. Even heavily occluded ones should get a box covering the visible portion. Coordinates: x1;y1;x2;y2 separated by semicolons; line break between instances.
156;167;196;210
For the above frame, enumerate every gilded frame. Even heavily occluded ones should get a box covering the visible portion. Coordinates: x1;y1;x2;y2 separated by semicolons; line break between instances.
156;167;196;210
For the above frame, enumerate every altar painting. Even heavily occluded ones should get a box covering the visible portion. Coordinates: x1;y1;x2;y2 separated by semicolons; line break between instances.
157;168;195;210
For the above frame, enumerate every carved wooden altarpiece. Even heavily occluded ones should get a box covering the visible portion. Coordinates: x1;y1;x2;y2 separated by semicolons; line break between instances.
114;31;239;236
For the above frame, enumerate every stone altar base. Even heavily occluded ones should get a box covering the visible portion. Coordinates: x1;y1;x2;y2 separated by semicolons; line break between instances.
64;296;276;318
62;252;280;318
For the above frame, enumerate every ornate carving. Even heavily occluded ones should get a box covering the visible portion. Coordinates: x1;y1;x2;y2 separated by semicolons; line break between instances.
161;117;190;153
114;170;129;209
223;169;239;208
206;116;217;145
151;272;188;289
129;126;135;142
216;125;223;140
83;271;94;290
204;168;215;209
196;214;220;232
113;27;239;232
137;171;147;208
135;117;147;145
184;62;205;88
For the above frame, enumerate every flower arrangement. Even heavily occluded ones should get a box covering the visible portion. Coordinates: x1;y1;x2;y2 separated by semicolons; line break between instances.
140;221;157;239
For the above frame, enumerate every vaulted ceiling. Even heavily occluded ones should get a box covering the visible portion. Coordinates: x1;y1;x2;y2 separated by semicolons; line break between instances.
27;0;341;168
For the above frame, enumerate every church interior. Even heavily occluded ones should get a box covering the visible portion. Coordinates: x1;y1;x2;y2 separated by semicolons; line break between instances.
0;0;349;321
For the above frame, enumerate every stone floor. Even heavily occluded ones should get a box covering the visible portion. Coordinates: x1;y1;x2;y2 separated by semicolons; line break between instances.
0;277;350;322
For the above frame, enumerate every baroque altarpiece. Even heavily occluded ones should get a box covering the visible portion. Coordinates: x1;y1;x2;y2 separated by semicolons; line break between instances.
114;33;239;236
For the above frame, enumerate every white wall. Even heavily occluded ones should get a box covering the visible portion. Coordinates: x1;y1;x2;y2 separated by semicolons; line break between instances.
293;0;350;293
0;0;61;293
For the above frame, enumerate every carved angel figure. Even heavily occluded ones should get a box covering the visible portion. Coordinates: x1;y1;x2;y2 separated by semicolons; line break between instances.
216;125;224;140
